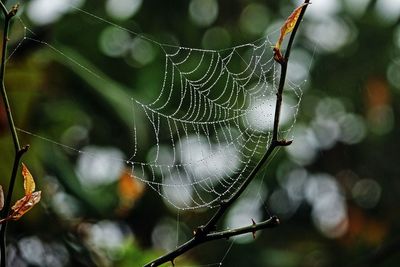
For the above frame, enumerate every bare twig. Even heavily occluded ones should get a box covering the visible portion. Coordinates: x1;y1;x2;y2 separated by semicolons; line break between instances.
146;216;280;267
144;1;310;266
0;7;19;152
272;0;309;141
0;3;29;267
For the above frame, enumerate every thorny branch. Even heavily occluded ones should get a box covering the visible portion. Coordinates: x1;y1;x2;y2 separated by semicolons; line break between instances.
145;1;310;266
0;2;29;267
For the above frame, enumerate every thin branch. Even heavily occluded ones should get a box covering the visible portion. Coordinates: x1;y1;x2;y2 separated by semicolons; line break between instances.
0;146;28;267
144;145;285;267
205;216;279;240
272;0;310;141
0;3;27;267
0;2;6;16
201;141;288;235
145;217;279;267
0;5;19;152
1;146;29;219
145;2;310;266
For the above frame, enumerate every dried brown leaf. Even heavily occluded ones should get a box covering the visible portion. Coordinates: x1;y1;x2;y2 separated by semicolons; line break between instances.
273;3;309;61
9;191;41;221
0;165;41;224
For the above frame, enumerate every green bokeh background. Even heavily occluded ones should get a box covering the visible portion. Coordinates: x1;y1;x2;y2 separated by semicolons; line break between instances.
1;0;400;266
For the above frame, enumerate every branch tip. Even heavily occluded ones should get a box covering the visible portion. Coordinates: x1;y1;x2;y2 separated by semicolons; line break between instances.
17;145;29;157
217;198;228;207
274;139;293;147
9;4;19;17
251;219;257;239
193;226;205;238
271;215;280;225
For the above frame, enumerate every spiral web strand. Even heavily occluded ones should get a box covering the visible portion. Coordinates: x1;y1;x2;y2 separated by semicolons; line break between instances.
10;7;303;211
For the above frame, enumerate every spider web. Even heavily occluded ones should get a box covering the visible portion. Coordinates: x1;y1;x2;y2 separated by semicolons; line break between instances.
132;43;285;210
10;6;303;211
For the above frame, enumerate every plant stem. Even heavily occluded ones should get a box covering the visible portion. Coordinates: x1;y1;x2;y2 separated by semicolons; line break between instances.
0;146;28;267
272;0;310;141
0;6;19;152
0;3;26;267
201;142;282;234
145;216;279;267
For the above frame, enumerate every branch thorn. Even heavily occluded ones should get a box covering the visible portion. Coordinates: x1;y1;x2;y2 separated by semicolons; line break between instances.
275;139;293;147
251;218;256;239
271;215;280;225
217;198;228;207
193;226;207;238
9;4;19;17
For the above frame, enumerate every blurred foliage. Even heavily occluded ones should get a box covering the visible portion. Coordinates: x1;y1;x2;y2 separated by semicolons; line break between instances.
0;0;400;266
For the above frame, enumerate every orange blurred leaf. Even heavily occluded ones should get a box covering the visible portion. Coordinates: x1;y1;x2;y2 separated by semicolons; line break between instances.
22;162;35;195
342;205;388;247
365;77;390;109
119;169;145;201
273;3;308;61
9;191;41;221
117;169;145;215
